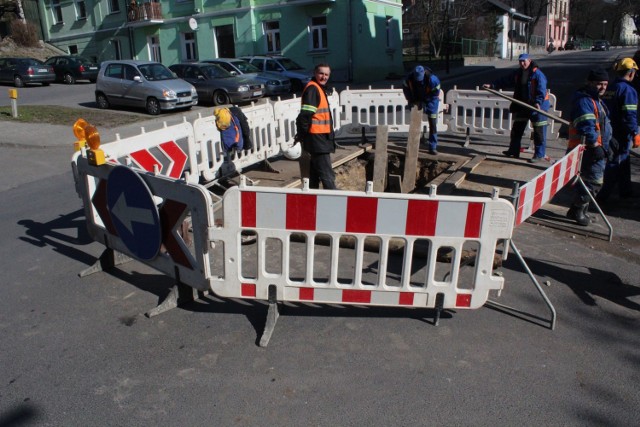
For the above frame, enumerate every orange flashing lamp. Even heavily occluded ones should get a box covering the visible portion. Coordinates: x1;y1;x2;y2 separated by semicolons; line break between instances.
73;118;105;165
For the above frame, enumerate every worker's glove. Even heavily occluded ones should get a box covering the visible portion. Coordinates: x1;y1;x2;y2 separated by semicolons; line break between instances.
588;145;606;161
293;133;304;143
633;134;640;148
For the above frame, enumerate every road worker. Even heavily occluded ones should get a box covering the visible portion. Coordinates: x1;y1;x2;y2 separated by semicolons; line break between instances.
402;65;441;155
598;57;639;203
483;53;550;163
295;63;336;189
566;68;612;226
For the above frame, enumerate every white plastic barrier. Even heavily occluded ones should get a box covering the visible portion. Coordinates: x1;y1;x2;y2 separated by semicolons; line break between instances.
192;102;279;182
211;182;515;310
271;90;341;149
445;87;562;140
338;87;447;137
85;119;199;184
74;155;215;290
515;145;582;225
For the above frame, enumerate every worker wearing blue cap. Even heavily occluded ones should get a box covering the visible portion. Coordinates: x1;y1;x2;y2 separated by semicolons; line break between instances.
483;53;551;163
403;65;442;155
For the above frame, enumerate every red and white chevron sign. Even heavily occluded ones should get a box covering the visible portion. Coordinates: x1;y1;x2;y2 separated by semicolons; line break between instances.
515;146;582;226
128;141;188;179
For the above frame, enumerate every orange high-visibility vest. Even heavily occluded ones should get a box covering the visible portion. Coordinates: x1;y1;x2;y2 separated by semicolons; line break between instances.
303;80;331;134
568;98;602;150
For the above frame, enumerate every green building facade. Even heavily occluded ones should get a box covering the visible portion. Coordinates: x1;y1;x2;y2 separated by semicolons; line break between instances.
37;0;404;83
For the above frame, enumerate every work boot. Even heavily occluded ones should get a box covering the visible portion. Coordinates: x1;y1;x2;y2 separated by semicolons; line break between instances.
566;203;590;226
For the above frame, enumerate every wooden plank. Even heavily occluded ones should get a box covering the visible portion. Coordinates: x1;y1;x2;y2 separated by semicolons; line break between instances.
401;107;423;193
372;125;389;192
437;154;487;195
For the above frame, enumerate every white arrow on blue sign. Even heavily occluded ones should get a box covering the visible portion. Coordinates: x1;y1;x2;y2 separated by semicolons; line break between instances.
106;166;162;260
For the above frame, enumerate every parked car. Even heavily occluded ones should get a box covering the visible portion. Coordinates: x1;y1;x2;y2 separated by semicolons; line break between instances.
564;40;576;50
202;58;291;96
44;55;100;84
95;60;198;115
168;62;264;106
591;40;610;51
0;57;55;87
241;55;311;92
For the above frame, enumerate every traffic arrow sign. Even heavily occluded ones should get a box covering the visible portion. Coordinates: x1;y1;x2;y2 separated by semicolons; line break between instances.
106;166;161;260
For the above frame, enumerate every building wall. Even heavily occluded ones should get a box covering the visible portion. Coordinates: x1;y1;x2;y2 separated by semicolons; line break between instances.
37;0;404;83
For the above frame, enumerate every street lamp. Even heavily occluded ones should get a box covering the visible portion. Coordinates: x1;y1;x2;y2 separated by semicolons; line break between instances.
509;8;516;61
602;19;607;39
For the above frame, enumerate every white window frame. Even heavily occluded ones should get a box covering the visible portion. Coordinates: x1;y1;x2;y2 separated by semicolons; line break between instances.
51;0;63;24
264;21;281;53
309;16;327;51
108;0;120;14
148;35;162;63
181;32;198;62
74;0;86;20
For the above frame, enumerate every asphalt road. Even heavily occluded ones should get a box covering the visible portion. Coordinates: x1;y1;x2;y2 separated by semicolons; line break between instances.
1;48;639;426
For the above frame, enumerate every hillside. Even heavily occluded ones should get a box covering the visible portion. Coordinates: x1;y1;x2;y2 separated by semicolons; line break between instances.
0;37;64;61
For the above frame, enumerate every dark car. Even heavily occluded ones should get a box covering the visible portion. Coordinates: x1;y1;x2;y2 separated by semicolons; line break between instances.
0;57;56;87
564;40;576;50
44;55;100;84
591;40;610;51
168;63;264;106
241;55;312;92
202;58;291;96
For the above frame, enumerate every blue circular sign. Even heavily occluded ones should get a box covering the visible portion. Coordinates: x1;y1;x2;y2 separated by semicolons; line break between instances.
106;166;161;260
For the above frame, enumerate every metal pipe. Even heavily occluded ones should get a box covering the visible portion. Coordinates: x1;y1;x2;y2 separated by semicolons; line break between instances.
482;86;570;125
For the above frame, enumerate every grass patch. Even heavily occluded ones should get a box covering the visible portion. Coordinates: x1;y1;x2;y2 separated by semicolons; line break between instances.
0;105;146;128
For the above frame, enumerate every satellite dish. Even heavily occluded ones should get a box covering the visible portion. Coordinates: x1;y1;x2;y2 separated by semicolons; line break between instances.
188;18;198;31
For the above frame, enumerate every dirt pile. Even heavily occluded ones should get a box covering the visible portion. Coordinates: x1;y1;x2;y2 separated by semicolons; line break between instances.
0;37;62;61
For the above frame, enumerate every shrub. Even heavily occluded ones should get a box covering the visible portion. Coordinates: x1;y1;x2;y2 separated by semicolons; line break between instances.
9;20;39;48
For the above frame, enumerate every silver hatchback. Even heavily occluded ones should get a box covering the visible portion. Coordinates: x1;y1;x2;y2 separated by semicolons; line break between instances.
95;60;198;115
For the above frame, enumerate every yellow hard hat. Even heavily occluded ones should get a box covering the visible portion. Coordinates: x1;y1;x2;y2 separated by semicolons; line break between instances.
615;57;638;71
213;107;232;130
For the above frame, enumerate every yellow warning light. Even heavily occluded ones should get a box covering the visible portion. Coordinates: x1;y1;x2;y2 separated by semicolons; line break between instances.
72;118;105;165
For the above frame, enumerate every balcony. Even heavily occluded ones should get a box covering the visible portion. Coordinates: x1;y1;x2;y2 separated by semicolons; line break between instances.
127;2;163;25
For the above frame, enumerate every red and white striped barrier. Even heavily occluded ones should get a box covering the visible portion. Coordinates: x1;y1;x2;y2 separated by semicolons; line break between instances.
212;183;515;310
515;146;582;226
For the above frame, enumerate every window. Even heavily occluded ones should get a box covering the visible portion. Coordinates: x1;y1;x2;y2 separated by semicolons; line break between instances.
264;21;280;53
75;0;86;20
386;16;394;48
124;65;139;81
181;32;197;62
111;39;122;60
148;35;162;63
108;0;120;14
68;45;78;55
52;0;63;24
309;16;327;50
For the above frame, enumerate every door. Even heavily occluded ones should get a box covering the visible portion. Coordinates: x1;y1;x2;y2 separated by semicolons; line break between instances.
214;25;235;58
120;64;144;106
